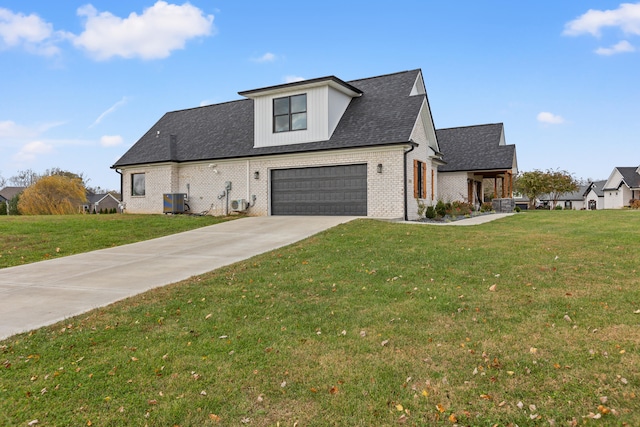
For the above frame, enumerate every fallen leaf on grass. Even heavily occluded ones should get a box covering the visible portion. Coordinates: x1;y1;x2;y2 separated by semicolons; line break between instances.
436;404;445;413
209;414;221;423
381;339;389;346
448;413;457;423
489;284;497;292
396;404;404;411
329;386;339;395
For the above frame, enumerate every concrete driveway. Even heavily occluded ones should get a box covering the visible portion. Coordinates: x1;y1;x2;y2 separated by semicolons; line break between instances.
0;216;356;341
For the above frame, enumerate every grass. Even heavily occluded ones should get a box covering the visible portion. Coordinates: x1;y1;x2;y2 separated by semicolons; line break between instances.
0;214;230;268
1;210;639;426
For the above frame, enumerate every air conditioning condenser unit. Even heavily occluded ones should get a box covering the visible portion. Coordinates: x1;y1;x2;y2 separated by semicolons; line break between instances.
230;199;248;211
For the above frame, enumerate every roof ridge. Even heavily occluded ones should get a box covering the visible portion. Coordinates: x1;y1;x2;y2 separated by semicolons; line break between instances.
347;69;420;84
437;122;503;131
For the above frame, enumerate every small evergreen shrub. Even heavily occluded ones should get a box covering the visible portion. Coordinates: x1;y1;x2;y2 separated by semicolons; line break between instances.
416;199;426;218
435;200;447;217
554;205;563;210
425;206;436;219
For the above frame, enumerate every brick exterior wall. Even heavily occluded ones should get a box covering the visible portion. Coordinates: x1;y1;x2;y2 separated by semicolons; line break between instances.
120;146;409;219
438;172;470;203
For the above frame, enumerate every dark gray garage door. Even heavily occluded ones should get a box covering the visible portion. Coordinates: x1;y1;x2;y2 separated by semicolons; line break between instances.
271;164;367;215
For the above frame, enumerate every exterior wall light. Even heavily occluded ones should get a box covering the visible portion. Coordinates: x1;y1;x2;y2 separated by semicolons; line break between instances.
377;163;383;173
254;171;260;180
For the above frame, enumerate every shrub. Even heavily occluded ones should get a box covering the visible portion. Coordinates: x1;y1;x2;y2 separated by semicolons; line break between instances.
8;194;21;215
425;206;436;219
416;199;426;218
435;200;447;217
0;201;6;215
630;199;640;209
554;205;563;210
448;201;473;217
480;202;493;213
514;206;521;213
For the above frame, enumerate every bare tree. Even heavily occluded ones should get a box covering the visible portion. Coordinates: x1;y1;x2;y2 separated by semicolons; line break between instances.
9;169;39;187
0;171;6;188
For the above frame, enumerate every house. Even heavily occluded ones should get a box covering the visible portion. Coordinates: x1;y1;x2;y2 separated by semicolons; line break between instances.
0;187;25;214
603;166;640;209
0;186;25;204
539;184;590;210
82;192;121;214
435;123;517;208
583;180;606;210
112;69;450;220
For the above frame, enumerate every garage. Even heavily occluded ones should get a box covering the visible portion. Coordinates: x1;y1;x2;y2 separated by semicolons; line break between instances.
271;164;367;215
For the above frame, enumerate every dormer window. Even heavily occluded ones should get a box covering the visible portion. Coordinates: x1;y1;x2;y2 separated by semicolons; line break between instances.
273;94;307;133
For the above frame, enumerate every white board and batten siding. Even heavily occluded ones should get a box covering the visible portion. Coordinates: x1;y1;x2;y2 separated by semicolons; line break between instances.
252;85;354;148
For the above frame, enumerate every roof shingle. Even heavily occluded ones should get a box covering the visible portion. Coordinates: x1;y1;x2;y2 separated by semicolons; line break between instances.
436;123;516;173
112;70;424;168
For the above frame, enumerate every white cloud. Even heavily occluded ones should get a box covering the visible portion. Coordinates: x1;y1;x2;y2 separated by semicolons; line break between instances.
0;8;66;56
13;140;54;162
100;135;123;147
0;120;36;138
72;1;214;60
90;97;128;128
284;75;305;83
563;3;640;37
537;112;565;124
252;52;276;63
595;39;636;55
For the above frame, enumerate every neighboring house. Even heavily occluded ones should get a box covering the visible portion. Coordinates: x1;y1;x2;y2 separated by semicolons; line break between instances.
539;184;590;210
435;123;518;208
112;69;447;220
82;192;121;213
583;180;606;210
603;166;640;209
0;186;25;209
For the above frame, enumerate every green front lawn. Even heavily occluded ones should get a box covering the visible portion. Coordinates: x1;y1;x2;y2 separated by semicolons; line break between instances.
0;214;229;268
1;210;639;426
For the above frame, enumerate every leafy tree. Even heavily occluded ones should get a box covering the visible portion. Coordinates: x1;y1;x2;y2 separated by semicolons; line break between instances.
546;169;579;209
18;175;87;215
0;200;6;215
514;170;549;209
515;169;578;209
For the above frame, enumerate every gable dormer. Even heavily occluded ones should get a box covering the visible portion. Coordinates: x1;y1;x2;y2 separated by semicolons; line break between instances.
239;76;362;148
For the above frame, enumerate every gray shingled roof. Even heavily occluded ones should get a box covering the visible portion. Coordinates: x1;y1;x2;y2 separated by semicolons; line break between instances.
540;184;590;202
0;186;25;201
112;70;424;168
585;180;606;197
617;167;640;189
435;123;516;173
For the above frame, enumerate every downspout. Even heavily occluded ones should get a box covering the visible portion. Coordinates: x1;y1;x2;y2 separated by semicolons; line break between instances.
403;144;415;221
115;168;123;201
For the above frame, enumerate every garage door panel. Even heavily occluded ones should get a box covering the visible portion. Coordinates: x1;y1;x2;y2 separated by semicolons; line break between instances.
271;164;367;216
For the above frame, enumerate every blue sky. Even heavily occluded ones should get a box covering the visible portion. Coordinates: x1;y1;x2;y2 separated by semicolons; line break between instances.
1;1;639;191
